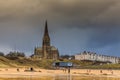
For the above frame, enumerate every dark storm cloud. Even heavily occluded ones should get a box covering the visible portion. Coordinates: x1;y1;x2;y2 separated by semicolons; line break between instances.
88;27;120;48
0;0;119;26
46;0;116;27
0;0;120;55
0;0;117;26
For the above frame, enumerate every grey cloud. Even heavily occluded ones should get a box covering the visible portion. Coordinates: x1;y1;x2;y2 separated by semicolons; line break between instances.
0;0;117;26
0;0;120;55
87;27;120;48
41;0;117;28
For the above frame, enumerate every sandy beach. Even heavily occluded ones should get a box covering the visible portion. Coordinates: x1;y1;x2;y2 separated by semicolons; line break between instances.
0;68;120;78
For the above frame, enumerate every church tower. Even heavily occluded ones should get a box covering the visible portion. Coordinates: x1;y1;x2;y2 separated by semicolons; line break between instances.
43;21;50;46
33;21;59;60
42;21;51;59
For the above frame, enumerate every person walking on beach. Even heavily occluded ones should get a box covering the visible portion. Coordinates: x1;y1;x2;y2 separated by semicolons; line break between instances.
100;70;102;74
111;70;113;74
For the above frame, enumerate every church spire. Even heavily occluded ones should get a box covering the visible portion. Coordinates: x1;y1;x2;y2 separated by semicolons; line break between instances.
43;20;50;46
44;20;49;36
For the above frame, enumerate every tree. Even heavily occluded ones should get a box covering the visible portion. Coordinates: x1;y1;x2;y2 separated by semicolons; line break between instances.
30;54;34;58
60;55;70;59
0;52;4;56
60;55;75;60
5;52;25;60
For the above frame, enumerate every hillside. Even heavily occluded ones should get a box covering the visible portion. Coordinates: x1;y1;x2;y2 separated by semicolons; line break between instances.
0;56;15;67
1;56;120;69
0;56;54;68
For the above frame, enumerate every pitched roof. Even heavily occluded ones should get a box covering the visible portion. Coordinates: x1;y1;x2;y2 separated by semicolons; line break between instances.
51;46;57;50
36;47;42;50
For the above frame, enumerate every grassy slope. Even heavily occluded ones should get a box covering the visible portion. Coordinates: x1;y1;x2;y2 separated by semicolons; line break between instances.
64;59;120;69
0;56;54;68
0;56;120;69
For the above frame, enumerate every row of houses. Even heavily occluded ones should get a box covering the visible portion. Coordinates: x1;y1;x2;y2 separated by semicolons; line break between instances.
75;51;120;64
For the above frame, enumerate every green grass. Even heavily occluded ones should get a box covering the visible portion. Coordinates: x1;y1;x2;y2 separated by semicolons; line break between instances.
0;56;55;68
0;56;120;69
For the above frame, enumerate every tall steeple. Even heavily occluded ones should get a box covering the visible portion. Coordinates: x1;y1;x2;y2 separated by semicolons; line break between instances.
33;20;59;60
44;20;49;35
43;20;50;46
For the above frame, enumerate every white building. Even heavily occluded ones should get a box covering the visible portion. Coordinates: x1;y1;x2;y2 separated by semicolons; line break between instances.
75;51;120;64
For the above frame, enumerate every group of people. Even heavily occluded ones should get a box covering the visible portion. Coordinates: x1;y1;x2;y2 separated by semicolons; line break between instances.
86;69;114;75
62;67;71;73
4;67;35;72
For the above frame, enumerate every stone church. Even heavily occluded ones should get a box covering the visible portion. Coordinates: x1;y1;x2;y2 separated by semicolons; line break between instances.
32;21;59;60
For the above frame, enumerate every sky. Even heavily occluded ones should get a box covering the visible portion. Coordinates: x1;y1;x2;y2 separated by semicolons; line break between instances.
0;0;120;56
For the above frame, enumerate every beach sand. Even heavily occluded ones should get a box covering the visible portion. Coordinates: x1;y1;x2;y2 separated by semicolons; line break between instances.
0;68;120;78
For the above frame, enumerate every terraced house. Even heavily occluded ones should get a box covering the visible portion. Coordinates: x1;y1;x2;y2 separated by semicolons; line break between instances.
75;51;120;64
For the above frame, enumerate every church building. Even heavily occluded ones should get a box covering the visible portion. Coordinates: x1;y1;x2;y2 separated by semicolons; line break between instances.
32;21;59;60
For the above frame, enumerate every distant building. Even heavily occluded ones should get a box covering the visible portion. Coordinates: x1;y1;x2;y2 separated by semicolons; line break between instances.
75;51;120;64
32;21;59;60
